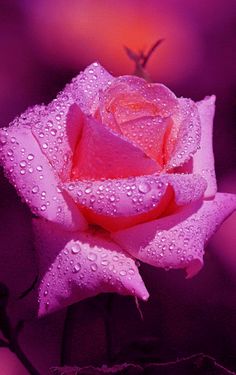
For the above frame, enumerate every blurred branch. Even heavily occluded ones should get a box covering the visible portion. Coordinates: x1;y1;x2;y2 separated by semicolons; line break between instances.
124;38;164;81
18;274;38;300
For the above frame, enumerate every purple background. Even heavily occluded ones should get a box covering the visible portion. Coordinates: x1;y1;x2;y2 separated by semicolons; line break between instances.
0;1;236;374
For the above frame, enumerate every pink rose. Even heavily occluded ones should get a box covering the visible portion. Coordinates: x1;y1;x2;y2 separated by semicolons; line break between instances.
0;62;235;316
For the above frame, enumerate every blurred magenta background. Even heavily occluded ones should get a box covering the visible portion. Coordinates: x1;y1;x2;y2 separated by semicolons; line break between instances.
0;1;236;374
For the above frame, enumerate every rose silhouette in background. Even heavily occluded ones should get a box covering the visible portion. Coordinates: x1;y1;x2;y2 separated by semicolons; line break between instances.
0;62;235;317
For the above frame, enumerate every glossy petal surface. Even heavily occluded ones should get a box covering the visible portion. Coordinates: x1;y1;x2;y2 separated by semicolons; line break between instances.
30;63;113;180
71;116;160;180
64;173;207;231
165;98;201;170
33;219;149;316
193;96;217;197
112;193;236;277
0;124;87;230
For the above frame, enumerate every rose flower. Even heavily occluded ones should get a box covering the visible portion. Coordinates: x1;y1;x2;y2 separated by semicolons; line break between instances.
0;63;235;316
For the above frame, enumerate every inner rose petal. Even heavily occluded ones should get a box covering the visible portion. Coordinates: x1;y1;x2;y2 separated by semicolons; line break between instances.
71;115;160;180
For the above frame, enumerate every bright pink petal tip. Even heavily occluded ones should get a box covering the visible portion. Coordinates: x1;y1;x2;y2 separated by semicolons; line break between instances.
112;193;236;277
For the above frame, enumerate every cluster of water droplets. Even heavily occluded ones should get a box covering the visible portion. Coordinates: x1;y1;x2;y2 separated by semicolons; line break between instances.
166;98;201;170
38;232;148;313
0;125;72;225
114;194;236;276
65;175;168;217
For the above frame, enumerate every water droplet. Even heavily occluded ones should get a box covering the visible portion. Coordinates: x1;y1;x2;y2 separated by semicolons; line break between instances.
27;154;34;161
87;252;97;261
138;181;151;194
85;187;92;194
119;270;127;276
101;259;109;266
7;149;13;156
40;204;47;211
50;129;57;136
19;160;27;168
91;263;98;272
0;135;7;144
32;185;39;194
71;244;81;254
73;263;81;273
128;268;135;275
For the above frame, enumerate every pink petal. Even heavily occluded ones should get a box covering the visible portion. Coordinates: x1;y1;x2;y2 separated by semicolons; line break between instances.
192;96;217;197
99;76;178;125
118;116;169;166
0;125;87;230
98;76;178;156
30;63;114;180
63;173;207;231
112;193;236;278
31;102;84;180
70;62;114;115
164;173;207;206
165;98;201;170
71;115;160;180
33;219;149;316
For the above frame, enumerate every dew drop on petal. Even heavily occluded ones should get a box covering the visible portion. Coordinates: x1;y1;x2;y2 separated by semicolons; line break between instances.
32;185;39;194
71;244;81;254
73;263;81;273
138;181;151;194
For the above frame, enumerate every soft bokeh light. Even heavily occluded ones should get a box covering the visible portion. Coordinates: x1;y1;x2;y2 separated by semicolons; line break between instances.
0;0;236;373
22;0;202;83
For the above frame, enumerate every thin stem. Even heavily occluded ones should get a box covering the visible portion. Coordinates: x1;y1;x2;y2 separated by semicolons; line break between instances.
103;294;114;365
60;306;71;366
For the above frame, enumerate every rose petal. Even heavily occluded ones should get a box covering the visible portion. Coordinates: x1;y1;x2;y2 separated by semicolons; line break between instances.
0;125;87;230
118;116;170;166
165;98;201;170
192;95;217;197
98;77;178;156
71;115;160;180
71;62;114;115
30;63;113;180
99;76;178;126
98;76;201;171
112;193;236;278
30;101;82;181
33;219;149;316
163;173;207;206
63;173;207;231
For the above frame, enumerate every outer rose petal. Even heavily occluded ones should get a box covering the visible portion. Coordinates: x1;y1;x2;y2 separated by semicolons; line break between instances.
64;173;207;231
71;115;160;180
192;95;217;197
0;125;87;230
165;98;201;170
30;62;114;180
33;219;149;316
31;102;84;180
70;62;114;115
112;193;236;278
